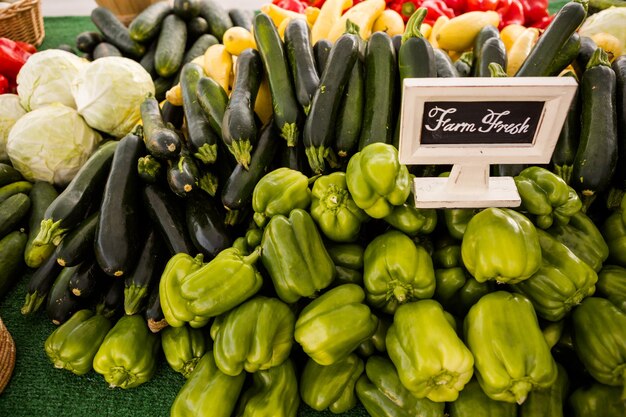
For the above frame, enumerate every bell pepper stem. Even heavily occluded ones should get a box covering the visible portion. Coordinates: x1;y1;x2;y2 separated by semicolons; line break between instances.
511;380;532;405
243;248;261;265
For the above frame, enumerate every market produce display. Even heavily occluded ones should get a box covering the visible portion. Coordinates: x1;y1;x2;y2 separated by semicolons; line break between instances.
1;0;626;415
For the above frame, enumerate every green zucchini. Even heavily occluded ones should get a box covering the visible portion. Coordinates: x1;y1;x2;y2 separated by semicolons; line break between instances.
95;277;125;320
183;33;218;65
55;211;99;268
0;230;27;299
0;163;22;187
572;48;618;209
138;154;164;184
161;100;185;129
515;0;587;77
68;260;104;298
34;141;117;247
24;181;59;268
92;42;122;59
359;31;396;149
285;18;320;116
140;40;159;78
313;39;332;75
141;95;182;160
0;181;32;203
222;48;263;168
552;70;580;185
573;35;598;78
471;25;499;77
75;31;103;54
129;1;173;42
181;62;219;164
198;0;233;42
90;7;145;58
253;12;301;147
611;56;626;189
476;37;507;77
21;251;63;315
124;226;166;315
187;16;209;43
229;8;255;29
0;193;30;238
95;133;144;278
143;184;196;255
335;57;364;159
46;265;81;325
276;140;309;175
196;75;229;138
455;51;473;77
154;76;175;102
167;151;201;197
155;14;188;78
186;192;232;259
434;48;460;78
545;32;580;76
303;33;359;174
174;0;201;20
145;282;167;333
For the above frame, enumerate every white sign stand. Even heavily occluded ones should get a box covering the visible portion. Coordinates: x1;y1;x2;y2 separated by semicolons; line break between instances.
398;78;578;208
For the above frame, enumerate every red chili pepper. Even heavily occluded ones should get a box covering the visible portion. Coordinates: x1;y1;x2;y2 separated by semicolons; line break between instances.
0;38;32;81
466;0;499;11
272;0;308;13
496;0;525;28
0;74;9;95
420;0;456;26
520;0;549;25
388;0;422;22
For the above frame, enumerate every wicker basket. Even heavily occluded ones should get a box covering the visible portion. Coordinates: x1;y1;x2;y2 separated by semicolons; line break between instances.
0;0;44;46
95;0;167;26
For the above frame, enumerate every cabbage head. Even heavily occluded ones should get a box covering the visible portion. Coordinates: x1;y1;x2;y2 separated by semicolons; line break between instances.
17;49;88;111
579;7;626;53
72;56;155;138
0;94;27;162
6;103;101;186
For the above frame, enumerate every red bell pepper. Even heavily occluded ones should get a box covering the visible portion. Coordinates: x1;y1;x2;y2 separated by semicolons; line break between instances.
272;0;308;13
0;37;32;83
388;0;422;22
445;0;468;15
496;0;525;28
14;40;37;54
521;0;549;25
421;0;455;25
0;74;9;95
466;0;499;11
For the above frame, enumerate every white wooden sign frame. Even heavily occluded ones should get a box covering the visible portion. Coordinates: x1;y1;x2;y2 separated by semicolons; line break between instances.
397;77;578;208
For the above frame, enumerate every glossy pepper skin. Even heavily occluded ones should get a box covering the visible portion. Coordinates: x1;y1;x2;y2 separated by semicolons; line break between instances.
569;382;626;417
363;230;436;314
602;211;626;267
461;207;541;284
512;229;598;322
235;359;300;417
160;253;206;328
514;166;582;229
571;297;626;395
444;207;480;240
310;172;368;242
448;378;518;417
326;242;364;286
252;167;312;228
261;209;335;304
44;309;111;376
519;363;569;417
170;352;245;417
180;247;263;320
464;291;558;404
547;211;609;272
386;300;474;402
300;354;364;413
356;317;389;358
356;355;445;417
92;314;160;389
294;284;378;365
596;265;626;312
161;325;208;378
210;296;294;376
383;201;437;236
346;143;411;219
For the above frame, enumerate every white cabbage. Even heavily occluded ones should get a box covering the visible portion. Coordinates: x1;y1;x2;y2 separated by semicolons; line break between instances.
16;49;88;111
579;7;626;52
6;103;101;186
0;94;26;161
72;56;155;138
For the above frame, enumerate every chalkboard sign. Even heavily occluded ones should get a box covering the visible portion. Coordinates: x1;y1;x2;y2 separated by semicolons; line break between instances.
421;101;545;145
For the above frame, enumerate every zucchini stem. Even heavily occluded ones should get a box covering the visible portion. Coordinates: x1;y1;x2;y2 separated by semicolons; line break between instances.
281;123;299;147
21;292;45;316
33;219;65;247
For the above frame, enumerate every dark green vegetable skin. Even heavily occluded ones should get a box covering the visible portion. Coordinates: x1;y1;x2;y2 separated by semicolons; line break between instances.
285;18;320;116
167;151;201;197
55;211;99;268
186;192;232;258
433;48;460;78
572;49;618;209
92;42;122;59
24;181;59;268
0;181;32;203
129;1;173;42
222;48;263;169
155;14;188;78
95;133;144;278
313;39;332;74
197;75;229;139
335;56;364;159
181;62;219;164
611;56;626;189
546;32;581;76
552;71;580;185
141;95;182;160
0;163;22;187
573;36;598;78
304;33;359;175
0;193;30;238
228;8;255;28
173;0;201;20
145;282;167;333
198;0;233;42
96;278;125;319
90;7;145;58
0;230;27;299
68;260;105;299
46;265;81;325
75;31;103;54
21;251;63;315
476;37;507;77
471;25;499;77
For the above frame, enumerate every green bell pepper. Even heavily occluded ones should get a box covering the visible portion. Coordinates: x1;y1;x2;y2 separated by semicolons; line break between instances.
235;359;300;417
44;309;111;376
514;166;582;229
569;382;626;417
210;296;294;376
180;247;263;320
464;291;558;404
294;284;378;365
432;237;462;268
461;208;542;284
444;208;479;240
160;253;207;328
346;143;411;219
602;211;626;267
548;211;609;272
170;352;246;417
310;172;368;242
596;265;626;312
383;202;437;236
356;317;389;358
92;314;160;389
161;325;208;378
363;230;436;314
326;242;364;286
519;363;569;417
571;297;626;396
299;353;364;413
261;209;335;304
512;229;598;322
252;167;312;228
386;299;474;402
356;355;445;417
448;378;518;417
435;267;467;301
